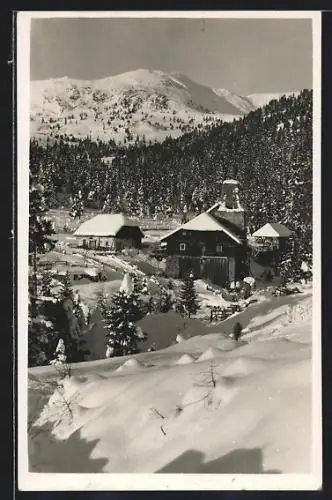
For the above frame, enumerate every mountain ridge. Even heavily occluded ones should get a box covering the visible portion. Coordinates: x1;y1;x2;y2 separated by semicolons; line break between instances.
30;69;300;144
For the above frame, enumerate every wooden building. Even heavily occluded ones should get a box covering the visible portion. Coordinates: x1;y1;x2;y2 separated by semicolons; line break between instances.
251;223;292;253
160;179;248;286
251;222;293;271
73;213;144;251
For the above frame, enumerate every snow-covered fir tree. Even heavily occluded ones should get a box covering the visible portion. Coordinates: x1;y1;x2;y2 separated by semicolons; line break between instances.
50;338;67;366
101;290;145;357
73;290;86;331
70;190;84;219
28;160;59;366
279;245;309;286
52;271;89;363
28;306;57;367
157;288;174;313
39;270;53;298
178;271;200;318
97;291;110;319
29;167;56;314
132;274;149;295
57;271;74;301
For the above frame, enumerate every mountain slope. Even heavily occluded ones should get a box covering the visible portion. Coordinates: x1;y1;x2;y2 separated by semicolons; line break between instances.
30;69;255;143
247;91;300;109
213;88;255;114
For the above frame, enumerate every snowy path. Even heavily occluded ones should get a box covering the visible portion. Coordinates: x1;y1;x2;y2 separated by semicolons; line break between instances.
74;250;145;277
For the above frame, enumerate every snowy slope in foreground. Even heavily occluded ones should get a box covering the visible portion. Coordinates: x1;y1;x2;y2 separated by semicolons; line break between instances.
29;289;313;474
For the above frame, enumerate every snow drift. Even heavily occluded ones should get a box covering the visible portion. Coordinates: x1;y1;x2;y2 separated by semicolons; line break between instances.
28;288;314;475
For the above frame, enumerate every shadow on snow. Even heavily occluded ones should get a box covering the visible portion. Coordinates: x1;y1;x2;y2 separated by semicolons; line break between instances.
156;447;281;474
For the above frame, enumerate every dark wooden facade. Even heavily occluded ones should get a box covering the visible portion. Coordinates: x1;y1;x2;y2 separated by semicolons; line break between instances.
165;229;239;257
162;179;250;286
164;229;248;286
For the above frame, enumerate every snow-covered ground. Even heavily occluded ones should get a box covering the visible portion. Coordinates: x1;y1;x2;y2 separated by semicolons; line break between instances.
28;286;316;479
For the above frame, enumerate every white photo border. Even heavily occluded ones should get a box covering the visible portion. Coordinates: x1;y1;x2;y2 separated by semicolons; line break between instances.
17;10;322;491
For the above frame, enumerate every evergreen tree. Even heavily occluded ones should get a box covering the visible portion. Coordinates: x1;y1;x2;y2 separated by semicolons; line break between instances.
28;163;58;366
39;269;53;298
157;288;173;313
132;274;149;295
53;272;88;363
28;308;57;367
167;279;174;290
97;291;110;318
73;298;87;332
29;167;56;315
57;271;74;301
132;274;143;294
280;253;293;287
28;265;61;367
178;271;200;318
70;190;84;219
50;338;67;366
101;290;145;357
279;239;308;286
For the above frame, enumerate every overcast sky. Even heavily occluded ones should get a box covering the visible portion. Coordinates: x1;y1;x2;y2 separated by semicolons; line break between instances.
30;17;312;95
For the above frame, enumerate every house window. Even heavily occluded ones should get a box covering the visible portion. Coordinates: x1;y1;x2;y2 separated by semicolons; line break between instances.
216;244;223;254
179;243;186;252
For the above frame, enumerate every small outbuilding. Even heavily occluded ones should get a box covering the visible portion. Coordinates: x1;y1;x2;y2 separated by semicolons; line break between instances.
251;222;293;273
251;222;292;253
73;213;144;251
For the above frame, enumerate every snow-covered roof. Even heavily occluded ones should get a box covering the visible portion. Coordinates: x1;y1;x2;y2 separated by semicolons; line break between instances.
160;212;241;244
207;201;244;213
252;223;292;238
74;213;144;237
222;179;239;185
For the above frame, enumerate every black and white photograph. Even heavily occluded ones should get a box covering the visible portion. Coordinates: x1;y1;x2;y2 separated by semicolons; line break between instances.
17;11;321;490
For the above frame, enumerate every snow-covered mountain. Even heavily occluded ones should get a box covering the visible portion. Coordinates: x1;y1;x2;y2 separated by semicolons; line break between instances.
212;88;255;114
247;91;301;109
30;69;299;144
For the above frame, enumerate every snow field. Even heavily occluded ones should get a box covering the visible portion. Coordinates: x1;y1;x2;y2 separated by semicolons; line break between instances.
28;286;313;473
30;343;311;472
